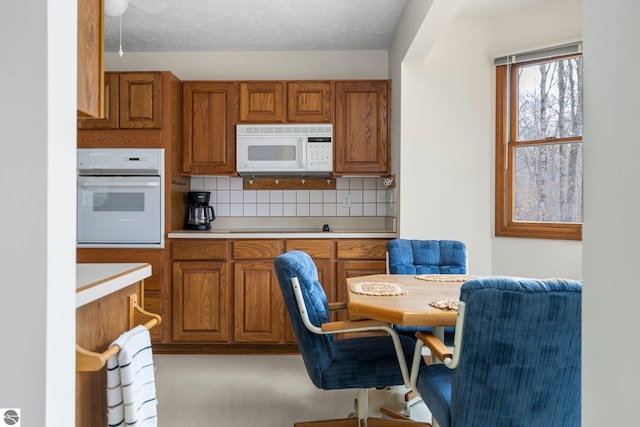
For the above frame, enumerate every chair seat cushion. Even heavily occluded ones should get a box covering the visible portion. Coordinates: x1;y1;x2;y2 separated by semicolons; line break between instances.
321;334;416;390
416;363;453;427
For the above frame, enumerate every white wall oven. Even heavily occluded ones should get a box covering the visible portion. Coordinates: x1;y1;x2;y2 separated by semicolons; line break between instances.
77;148;164;248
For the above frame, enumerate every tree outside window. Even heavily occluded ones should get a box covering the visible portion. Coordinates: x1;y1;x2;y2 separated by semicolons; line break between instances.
496;53;583;240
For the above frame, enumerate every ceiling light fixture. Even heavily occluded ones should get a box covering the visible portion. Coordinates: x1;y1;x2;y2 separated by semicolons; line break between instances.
104;0;129;18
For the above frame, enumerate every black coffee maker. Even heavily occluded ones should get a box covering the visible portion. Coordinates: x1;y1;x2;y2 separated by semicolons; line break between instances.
185;191;215;230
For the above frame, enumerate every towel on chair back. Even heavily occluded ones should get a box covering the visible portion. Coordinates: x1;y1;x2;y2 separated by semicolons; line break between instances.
107;324;158;427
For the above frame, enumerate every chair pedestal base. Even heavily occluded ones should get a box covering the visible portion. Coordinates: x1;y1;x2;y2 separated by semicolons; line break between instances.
295;418;430;427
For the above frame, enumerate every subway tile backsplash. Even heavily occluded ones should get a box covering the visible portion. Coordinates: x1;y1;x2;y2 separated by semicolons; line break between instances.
190;177;396;218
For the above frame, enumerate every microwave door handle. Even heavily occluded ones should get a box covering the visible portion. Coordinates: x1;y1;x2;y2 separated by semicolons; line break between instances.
78;181;160;187
300;138;307;169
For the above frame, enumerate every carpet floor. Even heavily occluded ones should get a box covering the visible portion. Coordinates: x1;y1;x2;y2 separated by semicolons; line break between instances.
153;353;431;427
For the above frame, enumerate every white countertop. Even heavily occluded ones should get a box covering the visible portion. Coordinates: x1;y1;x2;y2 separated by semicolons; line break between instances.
168;230;397;239
76;263;152;308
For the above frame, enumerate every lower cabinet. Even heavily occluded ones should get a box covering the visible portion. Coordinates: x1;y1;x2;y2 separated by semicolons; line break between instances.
233;261;283;343
168;237;389;351
172;260;230;342
171;240;230;343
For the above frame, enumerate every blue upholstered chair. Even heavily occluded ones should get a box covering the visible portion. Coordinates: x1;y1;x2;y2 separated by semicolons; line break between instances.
385;239;468;418
387;239;468;276
410;277;582;427
274;250;424;426
386;239;467;343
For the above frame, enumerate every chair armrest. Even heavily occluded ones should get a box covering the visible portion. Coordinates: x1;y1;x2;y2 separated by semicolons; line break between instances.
328;301;348;311
415;331;453;362
321;319;390;333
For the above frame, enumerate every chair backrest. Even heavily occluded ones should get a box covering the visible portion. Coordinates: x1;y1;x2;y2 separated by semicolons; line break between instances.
387;239;467;274
452;277;582;425
274;250;333;389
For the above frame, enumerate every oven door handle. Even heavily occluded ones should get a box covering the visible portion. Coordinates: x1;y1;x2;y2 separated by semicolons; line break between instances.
78;181;160;187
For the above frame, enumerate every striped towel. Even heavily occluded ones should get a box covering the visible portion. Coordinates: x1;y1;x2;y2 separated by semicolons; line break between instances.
106;325;158;427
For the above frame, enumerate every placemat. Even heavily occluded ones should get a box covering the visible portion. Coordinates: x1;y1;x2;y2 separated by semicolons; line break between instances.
350;281;406;296
430;298;459;310
415;274;478;282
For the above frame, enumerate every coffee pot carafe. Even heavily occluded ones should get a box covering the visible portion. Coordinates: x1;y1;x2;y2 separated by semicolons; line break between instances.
185;191;215;230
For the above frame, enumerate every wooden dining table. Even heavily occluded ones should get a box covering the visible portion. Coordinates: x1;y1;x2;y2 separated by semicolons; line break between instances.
346;274;467;328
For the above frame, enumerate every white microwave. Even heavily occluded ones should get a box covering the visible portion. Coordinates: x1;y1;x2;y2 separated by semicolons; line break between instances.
236;124;333;176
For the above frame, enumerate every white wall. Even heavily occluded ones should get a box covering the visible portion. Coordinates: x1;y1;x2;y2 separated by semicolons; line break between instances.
582;0;640;423
394;0;582;278
487;0;583;279
0;0;77;425
398;16;493;275
105;50;389;80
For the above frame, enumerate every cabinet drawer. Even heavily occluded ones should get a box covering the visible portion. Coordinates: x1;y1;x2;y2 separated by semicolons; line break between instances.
336;239;389;260
172;240;228;260
285;239;333;259
232;240;281;259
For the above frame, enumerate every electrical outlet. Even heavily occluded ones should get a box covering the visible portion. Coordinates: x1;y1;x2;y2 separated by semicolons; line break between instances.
342;193;351;208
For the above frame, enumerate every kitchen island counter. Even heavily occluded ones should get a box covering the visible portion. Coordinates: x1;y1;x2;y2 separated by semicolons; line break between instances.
76;263;151;307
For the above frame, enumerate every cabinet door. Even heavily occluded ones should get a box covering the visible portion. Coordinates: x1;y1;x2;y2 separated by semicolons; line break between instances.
233;261;284;343
77;0;104;118
336;260;387;321
287;81;332;122
119;72;162;129
334;81;390;174
182;81;237;175
239;81;285;122
78;73;119;129
172;261;231;342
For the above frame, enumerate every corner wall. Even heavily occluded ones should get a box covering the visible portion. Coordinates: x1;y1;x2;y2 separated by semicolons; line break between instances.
393;0;582;278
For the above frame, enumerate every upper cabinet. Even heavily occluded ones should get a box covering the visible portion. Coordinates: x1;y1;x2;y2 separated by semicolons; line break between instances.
182;81;237;175
238;81;332;123
78;72;163;130
77;0;104;118
334;81;390;175
77;73;118;129
239;81;285;122
186;79;389;176
287;81;332;123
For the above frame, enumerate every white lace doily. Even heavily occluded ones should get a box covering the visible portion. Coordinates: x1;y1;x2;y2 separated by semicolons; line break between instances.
429;298;460;310
350;281;405;296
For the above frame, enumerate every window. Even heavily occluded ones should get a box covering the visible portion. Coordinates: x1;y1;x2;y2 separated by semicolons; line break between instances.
495;47;583;240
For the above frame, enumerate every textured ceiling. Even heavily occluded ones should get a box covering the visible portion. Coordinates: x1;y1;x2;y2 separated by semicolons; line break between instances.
103;0;551;54
105;0;408;53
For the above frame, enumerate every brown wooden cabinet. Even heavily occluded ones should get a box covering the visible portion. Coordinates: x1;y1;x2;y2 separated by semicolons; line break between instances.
119;72;163;128
162;237;389;351
287;81;332;122
182;81;237;175
78;72;163;130
173;261;231;342
239;81;286;122
78;72;118;129
77;0;104;118
171;240;231;342
232;240;284;343
238;80;333;123
334;80;390;175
